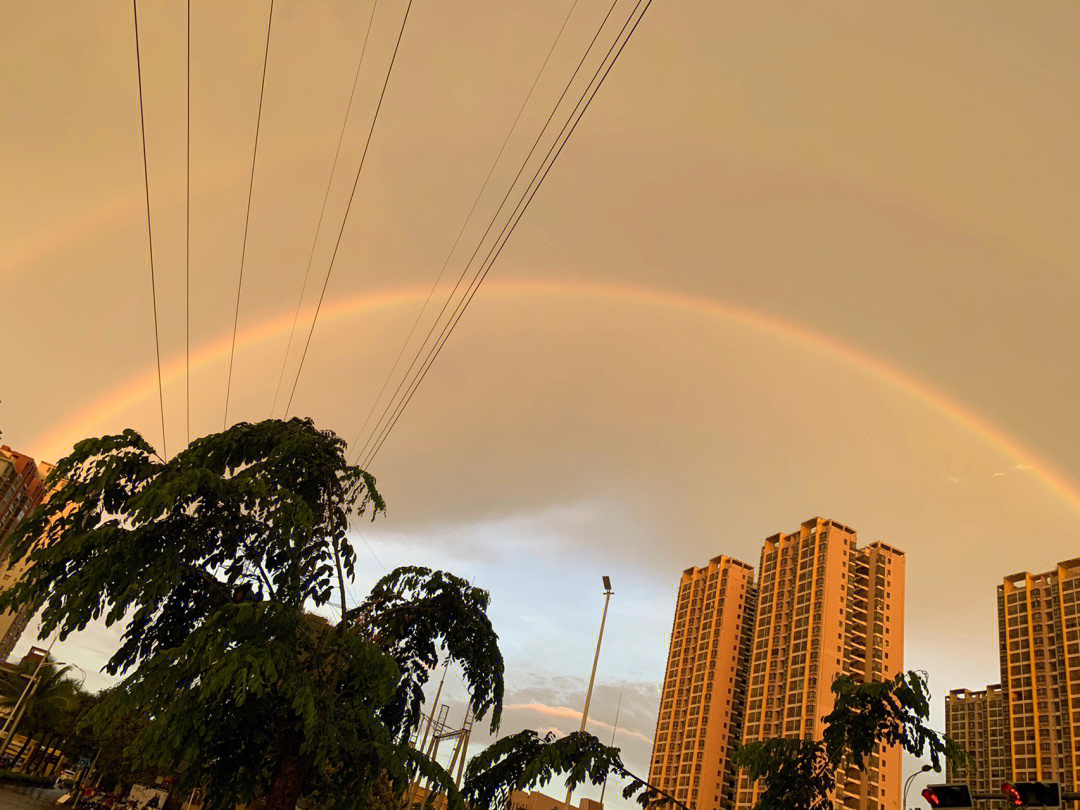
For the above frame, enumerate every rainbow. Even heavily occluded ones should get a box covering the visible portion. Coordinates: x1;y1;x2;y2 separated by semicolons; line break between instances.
26;278;1080;515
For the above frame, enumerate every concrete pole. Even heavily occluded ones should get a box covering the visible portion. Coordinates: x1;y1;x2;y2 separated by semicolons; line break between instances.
565;579;613;808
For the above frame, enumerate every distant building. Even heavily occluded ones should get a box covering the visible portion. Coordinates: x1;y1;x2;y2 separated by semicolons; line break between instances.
947;559;1080;808
648;555;757;810
19;645;49;667
945;685;1010;810
735;518;905;810
0;446;46;540
406;787;601;810
507;789;601;810
998;562;1080;790
0;446;53;660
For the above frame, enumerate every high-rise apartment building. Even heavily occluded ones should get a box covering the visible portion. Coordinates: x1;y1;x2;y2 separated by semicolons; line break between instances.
0;446;46;541
999;561;1080;795
944;685;1010;810
649;555;757;810
0;446;51;660
647;518;906;810
947;559;1080;809
735;518;905;810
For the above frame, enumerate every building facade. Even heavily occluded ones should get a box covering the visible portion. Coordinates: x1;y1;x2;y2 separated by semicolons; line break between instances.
507;790;602;810
944;685;1010;810
0;446;46;541
946;559;1080;809
999;561;1080;799
648;555;757;810
734;518;905;810
0;446;51;660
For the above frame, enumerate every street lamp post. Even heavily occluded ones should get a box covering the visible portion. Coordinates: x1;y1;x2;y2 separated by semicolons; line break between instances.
68;664;88;690
903;764;933;810
565;576;613;808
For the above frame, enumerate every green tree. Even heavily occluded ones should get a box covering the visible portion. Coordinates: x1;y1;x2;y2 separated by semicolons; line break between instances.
0;419;504;810
731;670;969;810
0;417;681;810
461;729;675;810
359;772;403;810
64;689;155;789
0;655;84;770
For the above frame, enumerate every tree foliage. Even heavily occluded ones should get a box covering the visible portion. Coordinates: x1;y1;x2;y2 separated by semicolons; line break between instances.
0;419;383;675
0;419;503;810
732;670;969;810
0;416;679;810
0;656;83;735
65;689;153;788
0;655;86;771
462;730;678;810
352;566;504;742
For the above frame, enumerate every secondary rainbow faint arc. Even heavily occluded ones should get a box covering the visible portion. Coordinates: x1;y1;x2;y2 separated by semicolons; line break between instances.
28;278;1080;515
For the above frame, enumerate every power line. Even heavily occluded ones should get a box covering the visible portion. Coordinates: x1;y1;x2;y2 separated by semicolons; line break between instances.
282;0;414;418
357;531;386;572
186;0;191;446
358;0;645;466
362;0;653;467
223;0;276;430
349;0;582;460
270;0;381;419
132;0;168;462
355;0;622;464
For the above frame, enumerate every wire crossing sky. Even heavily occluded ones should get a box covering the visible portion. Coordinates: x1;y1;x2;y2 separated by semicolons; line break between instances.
4;2;1080;805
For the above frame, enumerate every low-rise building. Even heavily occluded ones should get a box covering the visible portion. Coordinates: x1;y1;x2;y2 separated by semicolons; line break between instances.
507;789;602;810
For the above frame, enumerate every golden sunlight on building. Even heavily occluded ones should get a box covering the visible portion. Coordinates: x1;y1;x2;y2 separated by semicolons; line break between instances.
949;559;1080;810
648;517;905;810
649;555;756;810
0;446;55;660
945;685;1010;810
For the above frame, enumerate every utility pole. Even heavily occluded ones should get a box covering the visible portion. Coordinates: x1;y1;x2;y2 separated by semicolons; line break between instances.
415;661;449;756
565;576;613;808
404;662;449;810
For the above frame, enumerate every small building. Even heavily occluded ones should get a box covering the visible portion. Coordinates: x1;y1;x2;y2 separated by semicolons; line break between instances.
507;789;602;810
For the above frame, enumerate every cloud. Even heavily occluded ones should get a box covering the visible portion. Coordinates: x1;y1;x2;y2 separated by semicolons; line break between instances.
504;703;653;746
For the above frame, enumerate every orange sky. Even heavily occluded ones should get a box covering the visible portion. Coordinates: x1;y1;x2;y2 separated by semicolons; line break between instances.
3;0;1080;800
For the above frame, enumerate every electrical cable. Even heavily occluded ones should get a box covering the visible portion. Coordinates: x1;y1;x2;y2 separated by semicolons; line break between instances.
356;0;622;462
186;0;191;446
348;0;583;458
362;0;653;467
354;0;624;466
356;531;386;572
282;0;414;418
132;0;168;462
270;0;381;419
360;0;653;466
223;0;276;430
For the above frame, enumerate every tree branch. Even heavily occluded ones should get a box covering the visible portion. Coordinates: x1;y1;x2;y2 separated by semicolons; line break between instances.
617;767;691;810
256;562;277;600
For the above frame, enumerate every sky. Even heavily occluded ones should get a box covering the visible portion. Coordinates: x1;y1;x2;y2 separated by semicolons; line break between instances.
3;0;1080;804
